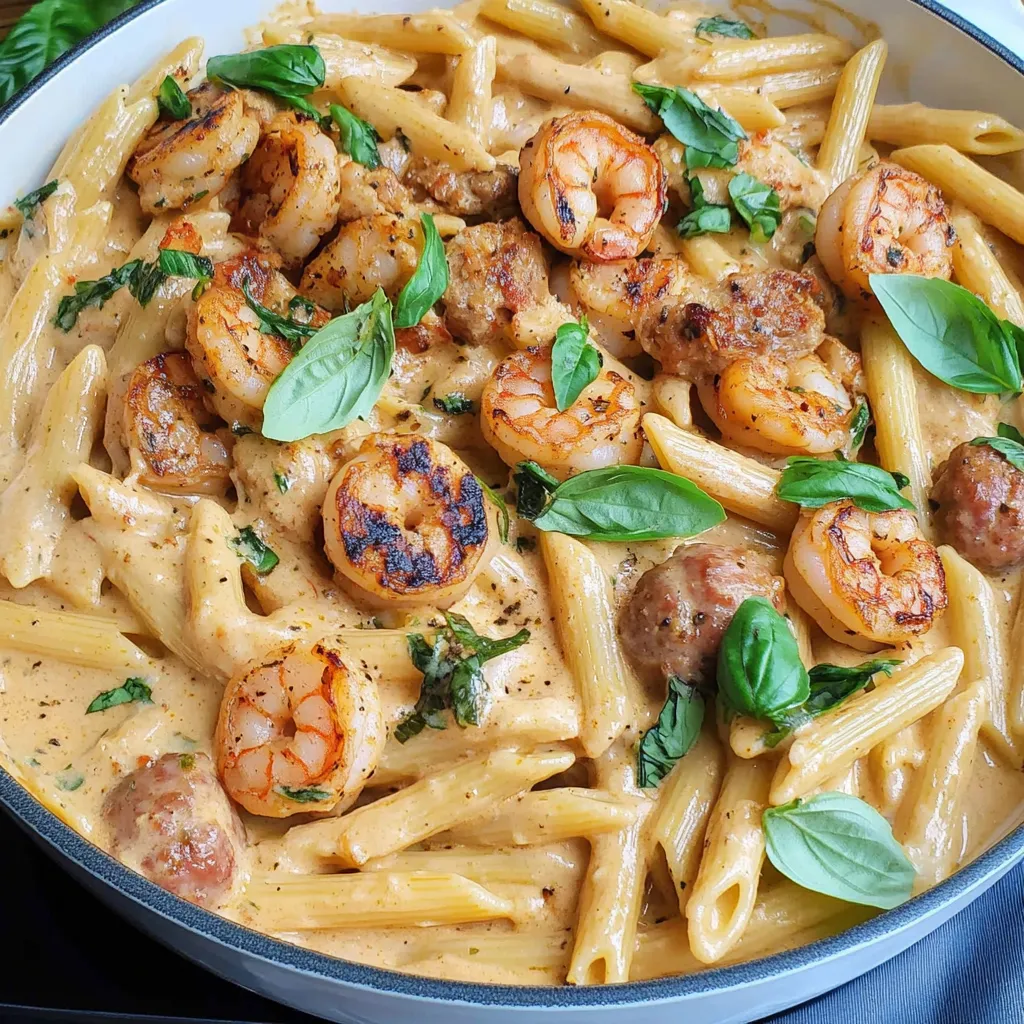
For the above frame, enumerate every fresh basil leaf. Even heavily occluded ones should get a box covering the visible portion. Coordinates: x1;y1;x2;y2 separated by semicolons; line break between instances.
514;460;560;520
128;261;167;308
53;259;143;331
678;177;732;238
849;400;871;451
274;471;290;494
394;214;449;329
262;288;395;442
717;597;809;723
777;456;915;513
763;792;915;908
632;82;745;168
158;75;191;120
530;466;726;542
0;0;143;106
478;478;510;544
55;766;85;792
329;102;381;169
870;274;1023;396
551;315;602;411
969;422;1024;472
13;179;58;219
434;393;474;415
696;15;755;39
86;677;153;714
277;785;333;803
729;173;782;243
637;677;705;788
241;276;317;350
158;248;212;283
232;526;279;575
207;44;325;101
445;612;530;662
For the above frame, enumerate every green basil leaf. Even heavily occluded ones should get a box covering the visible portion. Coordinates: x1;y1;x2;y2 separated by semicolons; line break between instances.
86;677;153;714
637;677;705;788
445;612;530;662
207;44;325;100
763;792;915;908
232;526;279;575
434;393;475;415
55;766;85;792
478;478;510;544
158;249;212;283
514;461;560;520
696;15;755;39
13;179;58;219
0;0;143;106
394;214;449;329
128;261;168;308
777;456;915;513
849;400;871;451
969;422;1024;472
531;466;726;542
632;82;745;168
53;259;143;331
262;288;395;442
717;597;809;722
729;172;782;243
241;276;317;350
551;315;602;411
329;102;381;169
158;75;191;120
870;274;1023;396
277;785;333;803
678;195;732;239
274;471;290;494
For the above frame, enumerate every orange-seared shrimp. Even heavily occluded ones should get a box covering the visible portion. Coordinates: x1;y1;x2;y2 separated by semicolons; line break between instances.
519;111;667;261
235;112;342;269
128;82;261;214
784;501;948;651
123;352;231;494
480;347;643;479
323;434;495;608
816;161;955;301
216;640;384;818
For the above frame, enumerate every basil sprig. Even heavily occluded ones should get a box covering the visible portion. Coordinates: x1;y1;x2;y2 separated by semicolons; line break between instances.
396;613;530;742
777;456;915;513
329;102;381;168
871;274;1023;396
633;82;746;168
551;316;602;410
241;277;318;350
261;289;395;442
477;478;511;544
637;677;704;788
277;785;333;803
434;393;474;415
849;400;871;452
394;214;449;329
13;179;58;219
515;463;725;542
696;15;755;39
678;176;731;239
232;526;279;575
514;461;560;520
158;75;191;120
206;44;326;115
969;421;1024;472
86;677;153;714
729;172;782;243
763;792;915;908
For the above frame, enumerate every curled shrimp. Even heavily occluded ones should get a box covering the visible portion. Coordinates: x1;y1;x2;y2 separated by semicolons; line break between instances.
323;433;495;608
235;112;342;270
784;501;948;651
186;250;330;431
519;111;667;261
123;351;231;494
696;345;861;456
480;347;643;479
215;639;384;818
816;161;955;301
128;82;261;214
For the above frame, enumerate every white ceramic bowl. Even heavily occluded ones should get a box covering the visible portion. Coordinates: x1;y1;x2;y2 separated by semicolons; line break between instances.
2;2;1024;1022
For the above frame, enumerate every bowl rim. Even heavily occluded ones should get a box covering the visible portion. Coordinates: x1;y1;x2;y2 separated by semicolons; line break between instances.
2;0;1024;1011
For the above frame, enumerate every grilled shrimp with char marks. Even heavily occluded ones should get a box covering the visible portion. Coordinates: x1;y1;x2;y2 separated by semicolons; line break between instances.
128;82;261;214
816;161;955;301
215;640;384;818
480;347;643;479
323;434;495;608
519;110;667;261
784;501;948;651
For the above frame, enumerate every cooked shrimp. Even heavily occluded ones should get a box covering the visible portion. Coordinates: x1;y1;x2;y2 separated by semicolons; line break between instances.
235;112;342;269
785;501;948;651
816;161;955;301
300;213;420;313
323;434;495;608
186;250;330;431
480;347;643;479
128;82;261;214
519;111;667;261
215;639;384;818
696;350;858;456
123;352;232;494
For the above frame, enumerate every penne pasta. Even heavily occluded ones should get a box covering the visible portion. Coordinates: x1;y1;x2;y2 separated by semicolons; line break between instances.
311;11;475;54
126;37;204;103
950;204;1024;326
480;0;608;56
690;34;853;83
576;0;693;57
735;67;843;109
448;35;497;139
867;103;1024;156
261;28;417;88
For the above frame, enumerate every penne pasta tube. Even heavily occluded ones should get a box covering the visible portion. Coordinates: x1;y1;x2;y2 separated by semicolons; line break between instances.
770;648;965;805
691;34;854;83
650;375;693;429
643;414;797;534
866;720;926;817
399;930;571;972
126;37;204;102
696;87;787;132
867;104;1024;156
891;144;1024;246
365;845;585;887
677;234;741;281
311;11;475;54
448;35;496;139
480;0;608;56
950;204;1024;326
735;67;843;109
576;0;693;58
260;29;417;88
